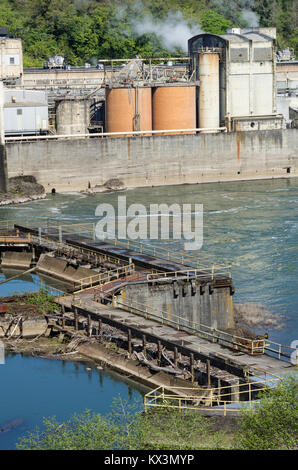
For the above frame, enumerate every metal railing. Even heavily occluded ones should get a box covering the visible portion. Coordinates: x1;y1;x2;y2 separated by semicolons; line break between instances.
5;219;231;274
0;231;31;244
147;267;231;282
264;338;298;364
73;263;135;293
114;297;266;356
144;374;282;415
115;298;298;363
99;234;230;272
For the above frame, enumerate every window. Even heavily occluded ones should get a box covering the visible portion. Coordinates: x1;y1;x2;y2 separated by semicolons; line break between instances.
9;57;15;65
17;109;22;115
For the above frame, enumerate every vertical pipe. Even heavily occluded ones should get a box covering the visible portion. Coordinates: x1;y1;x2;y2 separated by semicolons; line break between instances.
198;53;220;130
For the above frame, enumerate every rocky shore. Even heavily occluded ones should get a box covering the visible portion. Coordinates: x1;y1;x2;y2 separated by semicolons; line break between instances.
0;175;46;206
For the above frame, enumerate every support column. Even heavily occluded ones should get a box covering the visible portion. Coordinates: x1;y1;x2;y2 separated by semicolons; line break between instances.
127;329;132;356
0;81;8;193
142;335;147;359
157;340;162;366
206;360;211;387
174;347;178;368
190;353;194;383
74;307;78;331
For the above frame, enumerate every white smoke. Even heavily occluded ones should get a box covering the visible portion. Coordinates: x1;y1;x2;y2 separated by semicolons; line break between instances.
134;11;201;51
241;9;260;27
129;9;202;53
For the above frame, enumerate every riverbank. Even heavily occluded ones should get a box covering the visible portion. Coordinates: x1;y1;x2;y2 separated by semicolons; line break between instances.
0;175;46;206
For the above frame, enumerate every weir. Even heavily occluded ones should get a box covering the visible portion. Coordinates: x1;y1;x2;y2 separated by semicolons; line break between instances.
0;220;297;413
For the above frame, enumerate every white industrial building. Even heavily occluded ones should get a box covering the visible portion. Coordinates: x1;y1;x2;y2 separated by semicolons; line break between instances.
188;28;283;131
4;89;48;135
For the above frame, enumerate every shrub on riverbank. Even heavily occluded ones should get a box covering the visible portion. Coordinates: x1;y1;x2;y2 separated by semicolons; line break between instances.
16;374;298;450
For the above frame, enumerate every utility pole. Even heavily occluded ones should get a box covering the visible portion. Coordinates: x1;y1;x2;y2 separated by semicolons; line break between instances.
0;81;8;193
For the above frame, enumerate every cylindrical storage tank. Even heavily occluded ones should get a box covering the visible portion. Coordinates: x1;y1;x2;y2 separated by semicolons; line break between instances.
198;53;220;130
152;85;196;134
105;87;152;137
56;97;90;135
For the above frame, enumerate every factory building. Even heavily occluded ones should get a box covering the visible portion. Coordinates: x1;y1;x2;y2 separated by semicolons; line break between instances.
102;28;282;137
188;28;281;131
0;28;23;86
4;89;48;135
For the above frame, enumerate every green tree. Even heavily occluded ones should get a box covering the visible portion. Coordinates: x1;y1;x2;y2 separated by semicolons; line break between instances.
201;9;231;34
236;375;298;450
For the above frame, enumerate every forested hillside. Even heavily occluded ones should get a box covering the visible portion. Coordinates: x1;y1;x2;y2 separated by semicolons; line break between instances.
0;0;297;66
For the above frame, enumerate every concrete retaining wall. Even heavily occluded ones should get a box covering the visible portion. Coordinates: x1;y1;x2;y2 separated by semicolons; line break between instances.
1;251;32;268
121;280;234;331
36;254;98;283
5;129;298;192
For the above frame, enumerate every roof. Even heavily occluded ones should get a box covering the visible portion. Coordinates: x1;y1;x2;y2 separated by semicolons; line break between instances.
242;32;273;42
221;33;249;43
4;102;48;108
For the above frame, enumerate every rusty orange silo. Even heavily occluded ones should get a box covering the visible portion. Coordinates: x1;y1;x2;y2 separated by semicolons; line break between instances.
152;85;196;135
105;87;152;137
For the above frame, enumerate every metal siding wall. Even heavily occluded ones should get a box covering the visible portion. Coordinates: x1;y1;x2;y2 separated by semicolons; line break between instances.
229;75;250;116
253;74;273;115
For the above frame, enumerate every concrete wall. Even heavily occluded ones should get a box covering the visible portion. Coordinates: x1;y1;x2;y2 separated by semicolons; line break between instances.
0;37;23;83
5;128;298;192
120;280;234;331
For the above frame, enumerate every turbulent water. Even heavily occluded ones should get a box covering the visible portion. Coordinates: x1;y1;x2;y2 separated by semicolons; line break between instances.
0;177;297;448
1;178;297;344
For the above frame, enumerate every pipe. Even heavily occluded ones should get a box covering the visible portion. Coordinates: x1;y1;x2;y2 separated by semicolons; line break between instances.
5;127;227;142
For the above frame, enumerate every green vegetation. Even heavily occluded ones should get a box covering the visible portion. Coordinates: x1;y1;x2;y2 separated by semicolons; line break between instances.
0;0;297;66
236;375;298;450
17;375;298;450
2;289;58;315
19;289;59;315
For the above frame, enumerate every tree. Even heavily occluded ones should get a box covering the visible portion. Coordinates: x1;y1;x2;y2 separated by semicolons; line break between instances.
201;9;231;34
236;375;298;450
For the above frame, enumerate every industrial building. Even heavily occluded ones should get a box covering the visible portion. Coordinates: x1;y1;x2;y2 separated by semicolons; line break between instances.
188;28;280;131
0;28;23;86
2;26;297;136
103;27;283;137
3;89;48;136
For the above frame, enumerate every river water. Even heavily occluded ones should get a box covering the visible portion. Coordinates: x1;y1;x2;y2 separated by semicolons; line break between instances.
0;178;297;448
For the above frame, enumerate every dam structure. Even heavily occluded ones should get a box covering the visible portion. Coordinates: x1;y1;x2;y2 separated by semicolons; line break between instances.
0;219;296;413
2;27;298;193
